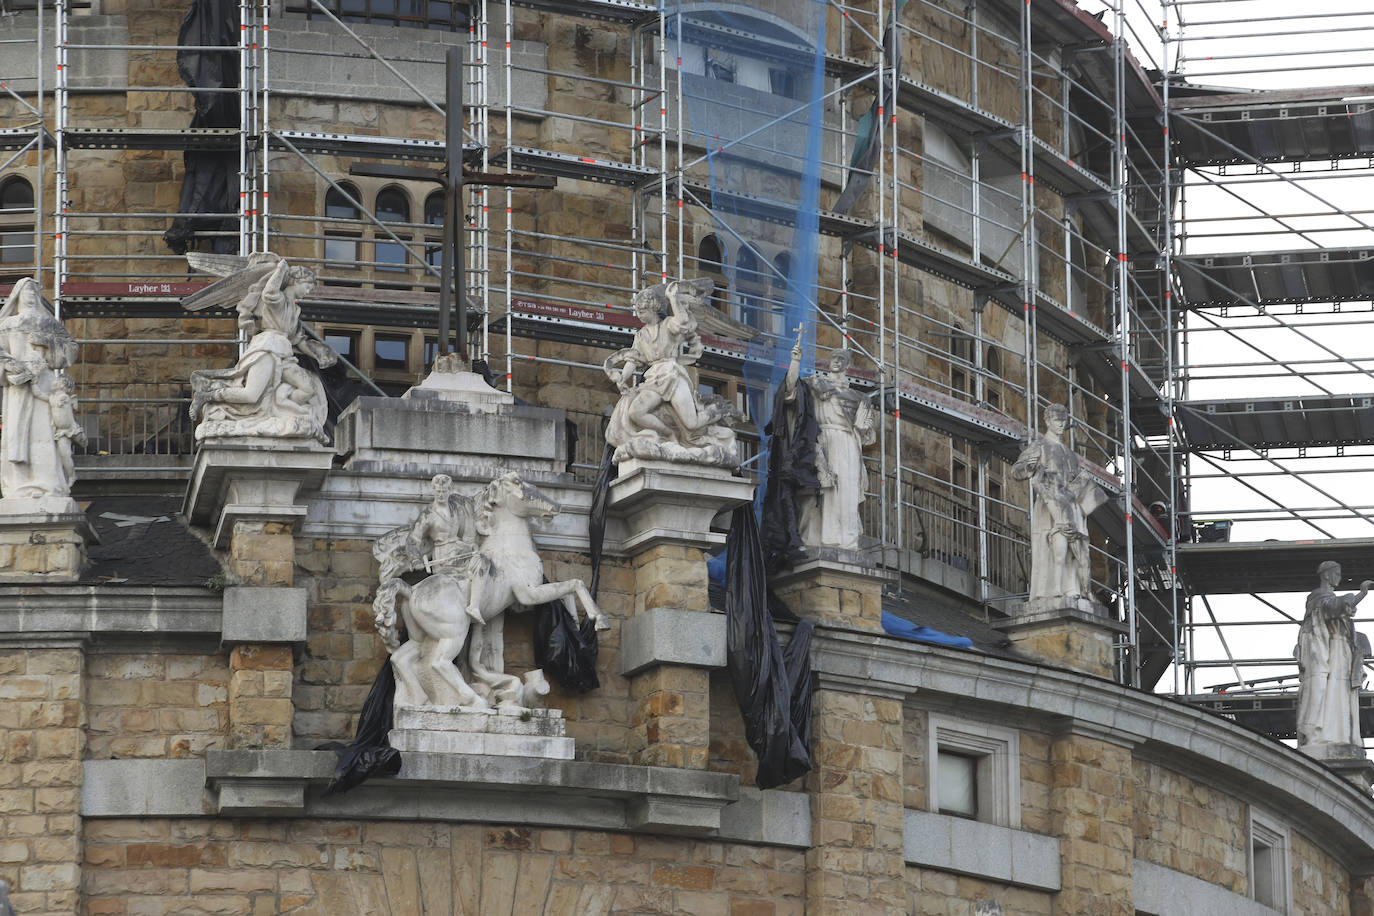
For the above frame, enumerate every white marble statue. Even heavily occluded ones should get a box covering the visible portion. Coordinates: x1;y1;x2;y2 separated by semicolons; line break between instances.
0;278;83;503
372;471;608;713
780;338;876;550
182;252;336;443
1296;561;1370;755
603;277;749;468
1011;404;1107;612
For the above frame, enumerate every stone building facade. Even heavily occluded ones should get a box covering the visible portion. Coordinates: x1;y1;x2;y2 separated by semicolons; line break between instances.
1;0;1369;914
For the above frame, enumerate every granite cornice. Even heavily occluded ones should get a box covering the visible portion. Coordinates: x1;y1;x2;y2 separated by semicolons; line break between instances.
811;628;1374;871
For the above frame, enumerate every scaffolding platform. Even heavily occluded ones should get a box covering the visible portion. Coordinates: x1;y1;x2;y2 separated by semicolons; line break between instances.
512;0;657;25
891;379;1023;461
269;130;463;163
1176;538;1374;594
1178;690;1374;742
62;127;239;151
0;127;40;150
676;179;872;239
1176;395;1374;450
1171;86;1374;166
1175;248;1374;309
492;146;660;188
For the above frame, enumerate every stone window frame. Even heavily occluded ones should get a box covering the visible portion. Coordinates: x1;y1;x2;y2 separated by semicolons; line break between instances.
927;714;1020;829
1249;806;1290;914
0;175;35;270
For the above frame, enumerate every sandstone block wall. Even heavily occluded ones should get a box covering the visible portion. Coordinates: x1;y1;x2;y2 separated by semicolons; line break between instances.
0;648;84;916
81;821;805;916
1132;759;1248;894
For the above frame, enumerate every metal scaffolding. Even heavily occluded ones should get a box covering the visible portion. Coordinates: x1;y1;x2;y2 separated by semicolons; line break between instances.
19;0;1374;707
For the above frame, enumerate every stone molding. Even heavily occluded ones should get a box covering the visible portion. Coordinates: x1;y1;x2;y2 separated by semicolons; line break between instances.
1132;860;1278;916
0;584;222;647
605;459;754;554
812;629;1374;872
221;586;307;645
620;607;727;676
184;439;335;547
903;809;1061;892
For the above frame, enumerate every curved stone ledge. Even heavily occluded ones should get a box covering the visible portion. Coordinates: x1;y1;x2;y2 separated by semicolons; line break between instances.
904;809;1061;892
187;750;740;836
814;629;1374;872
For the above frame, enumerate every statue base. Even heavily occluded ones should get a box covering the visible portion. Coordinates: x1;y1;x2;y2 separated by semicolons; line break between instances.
770;548;890;631
0;502;98;582
606;459;754;554
184;438;335;547
996;603;1126;679
1301;744;1374;790
388;705;573;760
403;363;515;414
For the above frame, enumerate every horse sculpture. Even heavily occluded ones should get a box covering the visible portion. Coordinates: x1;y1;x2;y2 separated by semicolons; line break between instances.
373;472;608;712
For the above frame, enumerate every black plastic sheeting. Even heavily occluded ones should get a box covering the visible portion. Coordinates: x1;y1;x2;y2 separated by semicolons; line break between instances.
321;661;402;795
587;444;617;599
534;600;601;693
165;0;239;255
760;376;822;574
725;506;814;789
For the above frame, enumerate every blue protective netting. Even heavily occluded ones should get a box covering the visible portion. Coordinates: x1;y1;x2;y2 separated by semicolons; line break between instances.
662;0;828;498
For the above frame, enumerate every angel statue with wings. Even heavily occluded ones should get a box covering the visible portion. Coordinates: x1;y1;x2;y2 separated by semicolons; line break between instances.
603;277;752;468
181;252;338;444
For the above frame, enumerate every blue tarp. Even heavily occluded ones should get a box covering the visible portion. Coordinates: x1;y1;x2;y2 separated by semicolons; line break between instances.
881;611;975;649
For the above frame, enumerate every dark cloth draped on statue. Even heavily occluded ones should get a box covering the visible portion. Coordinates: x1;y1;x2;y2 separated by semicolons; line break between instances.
165;0;240;255
725;506;814;789
761;376;822;573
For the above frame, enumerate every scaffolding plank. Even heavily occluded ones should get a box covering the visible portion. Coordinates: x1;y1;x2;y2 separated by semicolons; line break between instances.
270;130;465;163
1176;248;1374;308
492;146;659;187
510;0;657;25
1178;692;1374;743
677;178;871;239
861;229;1017;294
0;128;38;151
1172;99;1374;166
63;127;238;151
1176;538;1374;594
1177;395;1374;450
891;379;1023;461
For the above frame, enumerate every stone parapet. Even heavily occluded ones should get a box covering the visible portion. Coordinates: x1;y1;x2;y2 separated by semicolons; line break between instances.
770;549;889;631
605;459;753;555
996;604;1126;679
0;509;97;583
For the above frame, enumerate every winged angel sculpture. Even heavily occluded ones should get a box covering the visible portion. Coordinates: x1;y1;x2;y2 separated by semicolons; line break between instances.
181;252;338;444
603;277;757;468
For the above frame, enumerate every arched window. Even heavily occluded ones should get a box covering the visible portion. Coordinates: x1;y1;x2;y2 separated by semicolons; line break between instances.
948;322;974;398
985;346;1002;412
374;187;410;271
324;182;361;267
735;246;759;326
698;234;728;315
1;177;35;266
424;191;444;269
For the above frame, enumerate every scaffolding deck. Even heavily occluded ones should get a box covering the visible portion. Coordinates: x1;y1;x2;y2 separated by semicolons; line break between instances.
1176;538;1374;594
1179;691;1374;742
492;146;660;188
0;128;40;151
1177;395;1374;450
63;127;239;152
1176;248;1374;309
269;130;463;163
1171;87;1374;166
511;0;657;25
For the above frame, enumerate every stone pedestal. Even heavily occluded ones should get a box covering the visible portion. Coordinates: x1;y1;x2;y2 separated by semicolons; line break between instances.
1304;745;1374;791
608;459;753;769
771;548;889;632
0;499;98;583
388;706;573;759
185;438;332;749
997;604;1126;679
184;438;335;548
